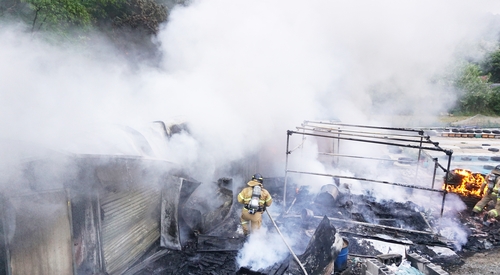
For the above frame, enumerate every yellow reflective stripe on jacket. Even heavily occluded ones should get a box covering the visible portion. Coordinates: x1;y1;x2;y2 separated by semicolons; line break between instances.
239;193;251;202
490;209;499;217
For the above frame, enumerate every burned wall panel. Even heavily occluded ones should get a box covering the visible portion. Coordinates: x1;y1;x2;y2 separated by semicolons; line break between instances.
70;194;101;275
8;191;74;275
160;177;201;250
100;187;161;275
160;177;183;250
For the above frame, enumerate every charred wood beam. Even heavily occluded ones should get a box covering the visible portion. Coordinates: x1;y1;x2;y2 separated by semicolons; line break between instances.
288;216;337;275
284;214;435;236
121;249;171;275
267;211;308;275
419;212;436;235
196;235;244;252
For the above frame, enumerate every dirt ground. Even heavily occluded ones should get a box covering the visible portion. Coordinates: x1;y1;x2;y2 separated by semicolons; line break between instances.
447;247;500;275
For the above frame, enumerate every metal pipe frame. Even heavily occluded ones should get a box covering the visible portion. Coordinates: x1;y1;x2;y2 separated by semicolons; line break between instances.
299;124;426;139
286;170;444;193
283;131;292;213
302;120;424;134
414;136;423;184
288;130;452;153
431;158;438;190
283;123;454;218
296;126;433;145
318;152;397;162
441;153;453;216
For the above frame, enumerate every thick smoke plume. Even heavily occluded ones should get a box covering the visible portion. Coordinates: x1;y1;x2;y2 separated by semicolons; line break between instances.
1;0;500;181
1;0;500;261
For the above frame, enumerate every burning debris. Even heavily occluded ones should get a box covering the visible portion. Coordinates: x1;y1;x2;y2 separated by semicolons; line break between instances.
444;168;485;198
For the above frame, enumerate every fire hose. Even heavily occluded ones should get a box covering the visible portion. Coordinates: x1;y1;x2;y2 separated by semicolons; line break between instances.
266;211;308;275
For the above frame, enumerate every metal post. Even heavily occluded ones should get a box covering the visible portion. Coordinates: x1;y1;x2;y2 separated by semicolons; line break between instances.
431;158;438;189
337;128;341;165
441;152;453;217
283;130;292;215
414;135;423;184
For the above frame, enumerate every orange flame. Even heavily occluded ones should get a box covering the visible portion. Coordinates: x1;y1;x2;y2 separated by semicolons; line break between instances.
443;169;485;197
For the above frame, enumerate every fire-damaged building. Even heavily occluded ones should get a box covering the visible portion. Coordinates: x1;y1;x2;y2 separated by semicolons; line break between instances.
1;120;500;275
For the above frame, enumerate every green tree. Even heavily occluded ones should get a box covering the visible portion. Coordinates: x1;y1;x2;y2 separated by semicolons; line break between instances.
114;0;167;35
1;0;169;64
482;49;500;83
21;0;93;32
452;63;495;115
1;0;167;35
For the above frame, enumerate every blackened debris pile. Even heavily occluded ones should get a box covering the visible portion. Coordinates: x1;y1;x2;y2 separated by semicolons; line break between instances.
139;247;239;275
460;212;500;251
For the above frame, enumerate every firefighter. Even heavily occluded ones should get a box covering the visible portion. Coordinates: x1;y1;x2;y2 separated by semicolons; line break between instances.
472;165;500;217
237;173;273;236
486;165;500;220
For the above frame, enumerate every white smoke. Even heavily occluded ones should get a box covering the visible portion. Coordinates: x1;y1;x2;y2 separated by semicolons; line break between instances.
236;226;292;270
1;0;500;180
1;0;500;257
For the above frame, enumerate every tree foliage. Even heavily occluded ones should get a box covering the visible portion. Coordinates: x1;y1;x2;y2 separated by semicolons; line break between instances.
18;0;97;31
481;49;500;83
0;0;167;34
114;0;167;34
451;63;497;115
1;0;168;64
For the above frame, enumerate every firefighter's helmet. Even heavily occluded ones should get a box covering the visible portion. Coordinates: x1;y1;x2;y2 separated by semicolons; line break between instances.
252;173;263;183
492;165;500;176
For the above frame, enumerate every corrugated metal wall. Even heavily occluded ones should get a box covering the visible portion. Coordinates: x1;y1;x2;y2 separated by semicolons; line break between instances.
8;191;74;275
100;187;161;275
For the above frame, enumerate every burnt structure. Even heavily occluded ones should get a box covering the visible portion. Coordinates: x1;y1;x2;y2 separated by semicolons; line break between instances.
0;153;243;275
0;122;242;275
2;120;497;275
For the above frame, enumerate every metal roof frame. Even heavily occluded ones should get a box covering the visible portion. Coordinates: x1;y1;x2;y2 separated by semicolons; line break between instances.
283;120;455;216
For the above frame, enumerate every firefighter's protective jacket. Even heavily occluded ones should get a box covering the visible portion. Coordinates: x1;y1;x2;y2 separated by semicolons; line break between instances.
474;176;500;213
237;180;273;210
487;177;500;218
481;174;500;196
